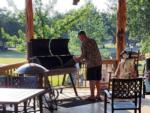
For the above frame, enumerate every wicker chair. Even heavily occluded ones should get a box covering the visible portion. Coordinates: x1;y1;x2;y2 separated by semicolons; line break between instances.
104;78;142;113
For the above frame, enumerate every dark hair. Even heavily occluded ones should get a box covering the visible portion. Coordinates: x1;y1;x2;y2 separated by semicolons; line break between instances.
120;50;129;58
78;31;86;36
120;50;127;55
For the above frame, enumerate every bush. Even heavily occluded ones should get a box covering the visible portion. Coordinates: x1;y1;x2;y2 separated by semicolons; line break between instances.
16;44;26;52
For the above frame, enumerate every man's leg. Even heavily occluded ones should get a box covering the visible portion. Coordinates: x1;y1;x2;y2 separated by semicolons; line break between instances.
95;80;101;99
89;80;95;98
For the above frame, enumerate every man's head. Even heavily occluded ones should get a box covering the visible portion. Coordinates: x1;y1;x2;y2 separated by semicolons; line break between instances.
78;31;87;41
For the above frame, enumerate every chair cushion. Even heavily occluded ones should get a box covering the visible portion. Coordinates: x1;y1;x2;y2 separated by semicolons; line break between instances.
144;78;150;92
113;101;138;109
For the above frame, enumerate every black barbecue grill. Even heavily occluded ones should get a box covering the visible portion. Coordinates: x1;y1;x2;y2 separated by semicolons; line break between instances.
27;38;78;97
28;38;76;69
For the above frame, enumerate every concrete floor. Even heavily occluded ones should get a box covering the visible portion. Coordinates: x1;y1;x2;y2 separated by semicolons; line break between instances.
42;88;150;113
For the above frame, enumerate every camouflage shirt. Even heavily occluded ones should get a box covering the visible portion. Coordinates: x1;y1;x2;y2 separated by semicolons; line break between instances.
80;38;102;68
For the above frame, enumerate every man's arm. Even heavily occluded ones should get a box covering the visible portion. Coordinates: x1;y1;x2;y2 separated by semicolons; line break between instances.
115;63;121;78
73;45;86;63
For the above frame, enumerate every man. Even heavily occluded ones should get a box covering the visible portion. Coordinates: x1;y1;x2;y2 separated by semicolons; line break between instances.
74;31;102;100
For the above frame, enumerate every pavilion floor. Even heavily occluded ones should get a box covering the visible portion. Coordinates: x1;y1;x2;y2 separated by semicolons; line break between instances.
42;88;150;113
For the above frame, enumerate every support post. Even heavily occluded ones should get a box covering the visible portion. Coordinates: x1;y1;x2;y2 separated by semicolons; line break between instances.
116;0;126;62
25;0;34;60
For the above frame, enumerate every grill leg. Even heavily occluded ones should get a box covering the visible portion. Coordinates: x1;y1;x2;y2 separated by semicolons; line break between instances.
60;74;66;93
69;73;78;96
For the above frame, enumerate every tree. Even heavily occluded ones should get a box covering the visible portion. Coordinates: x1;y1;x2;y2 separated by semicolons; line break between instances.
1;28;17;47
127;0;150;53
49;2;108;42
0;0;115;55
34;0;58;38
140;36;150;54
0;10;23;36
127;0;150;37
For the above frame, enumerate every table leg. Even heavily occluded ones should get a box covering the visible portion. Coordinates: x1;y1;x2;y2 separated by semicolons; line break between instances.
104;93;107;113
39;95;43;113
69;73;78;96
14;104;18;113
2;104;6;113
60;74;66;93
24;101;27;113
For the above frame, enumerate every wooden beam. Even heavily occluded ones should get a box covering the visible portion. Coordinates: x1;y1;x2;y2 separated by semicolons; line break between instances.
25;0;34;61
116;0;126;62
25;0;34;42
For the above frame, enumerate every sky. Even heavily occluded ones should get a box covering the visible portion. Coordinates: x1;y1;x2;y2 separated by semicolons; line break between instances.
0;0;109;13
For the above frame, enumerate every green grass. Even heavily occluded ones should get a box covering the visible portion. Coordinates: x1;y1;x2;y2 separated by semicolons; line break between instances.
48;75;65;86
0;50;26;64
0;50;65;86
0;58;26;64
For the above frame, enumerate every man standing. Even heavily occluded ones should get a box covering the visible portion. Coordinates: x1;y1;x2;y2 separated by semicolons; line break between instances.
74;31;102;100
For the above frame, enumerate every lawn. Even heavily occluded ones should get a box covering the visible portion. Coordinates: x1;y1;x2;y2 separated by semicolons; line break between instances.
0;50;26;64
0;49;65;86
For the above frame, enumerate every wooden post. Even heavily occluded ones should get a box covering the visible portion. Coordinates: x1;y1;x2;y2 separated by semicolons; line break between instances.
25;0;34;42
116;0;126;62
25;0;34;61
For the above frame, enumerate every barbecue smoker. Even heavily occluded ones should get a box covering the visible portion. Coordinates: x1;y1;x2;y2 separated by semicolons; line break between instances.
28;38;76;69
27;38;78;96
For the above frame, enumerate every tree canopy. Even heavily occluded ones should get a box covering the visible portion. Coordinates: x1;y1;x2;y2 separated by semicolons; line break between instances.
0;0;150;55
127;0;150;53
